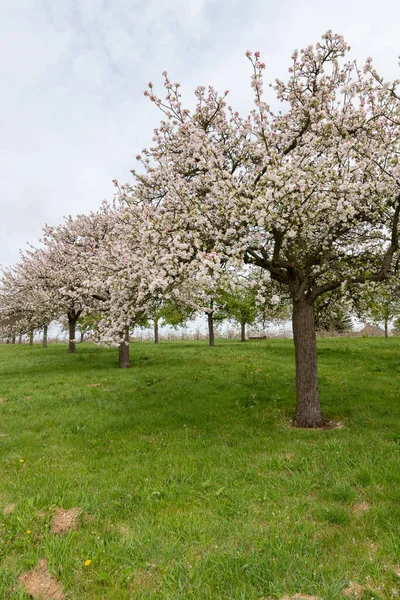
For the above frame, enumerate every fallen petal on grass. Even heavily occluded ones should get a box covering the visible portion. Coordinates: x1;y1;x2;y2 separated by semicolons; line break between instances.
280;596;320;600
352;501;370;516
3;503;16;515
342;581;363;598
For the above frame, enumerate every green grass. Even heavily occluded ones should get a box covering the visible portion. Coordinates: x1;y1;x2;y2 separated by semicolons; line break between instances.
0;337;399;599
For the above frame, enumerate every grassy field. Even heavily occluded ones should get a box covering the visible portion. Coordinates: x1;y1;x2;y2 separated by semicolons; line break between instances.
0;337;399;599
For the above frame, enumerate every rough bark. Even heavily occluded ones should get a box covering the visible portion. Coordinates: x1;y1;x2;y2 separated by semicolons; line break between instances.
68;316;77;354
154;319;159;344
292;296;323;427
118;327;130;368
207;312;215;347
240;321;246;342
42;325;48;348
384;318;388;339
29;331;34;346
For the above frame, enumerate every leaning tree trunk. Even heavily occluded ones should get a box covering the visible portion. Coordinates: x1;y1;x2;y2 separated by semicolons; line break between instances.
207;312;215;347
29;331;34;346
240;321;246;342
118;326;130;368
292;296;323;428
68;315;78;354
42;325;48;348
384;318;389;339
154;319;159;344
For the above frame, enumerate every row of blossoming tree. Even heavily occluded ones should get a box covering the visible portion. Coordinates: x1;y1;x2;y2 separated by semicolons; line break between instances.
1;31;399;427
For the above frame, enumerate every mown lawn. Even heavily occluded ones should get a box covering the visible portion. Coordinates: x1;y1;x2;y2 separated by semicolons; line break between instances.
0;337;399;599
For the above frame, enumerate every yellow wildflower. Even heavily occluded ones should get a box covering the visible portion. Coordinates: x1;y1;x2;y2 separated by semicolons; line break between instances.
84;559;92;566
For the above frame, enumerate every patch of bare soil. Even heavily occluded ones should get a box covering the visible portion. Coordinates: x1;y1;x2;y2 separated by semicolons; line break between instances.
3;503;16;515
291;419;344;430
82;512;95;523
352;501;370;516
18;558;64;600
0;398;5;404
315;419;344;430
280;595;320;600
87;383;101;387
51;507;80;534
130;566;160;593
117;522;132;537
342;582;363;598
0;433;8;437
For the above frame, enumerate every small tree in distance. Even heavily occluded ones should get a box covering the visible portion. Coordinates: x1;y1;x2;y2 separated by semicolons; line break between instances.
215;271;261;341
352;279;400;338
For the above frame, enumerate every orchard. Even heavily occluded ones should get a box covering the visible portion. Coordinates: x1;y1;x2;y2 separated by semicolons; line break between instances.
1;29;400;600
1;32;400;427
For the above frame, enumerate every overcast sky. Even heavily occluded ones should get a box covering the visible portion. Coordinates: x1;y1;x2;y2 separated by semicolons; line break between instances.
1;0;399;269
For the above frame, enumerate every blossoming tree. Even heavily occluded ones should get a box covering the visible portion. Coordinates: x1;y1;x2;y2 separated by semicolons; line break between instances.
352;278;400;337
0;210;113;354
39;211;114;353
83;200;197;367
122;32;400;426
0;250;55;345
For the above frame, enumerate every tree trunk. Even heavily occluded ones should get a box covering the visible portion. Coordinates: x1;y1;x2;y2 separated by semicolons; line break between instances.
118;327;130;368
80;331;84;343
384;318;388;339
207;312;215;347
154;319;159;344
240;321;246;342
43;325;48;348
11;335;16;344
18;335;22;344
29;331;34;346
292;296;323;428
68;316;77;354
